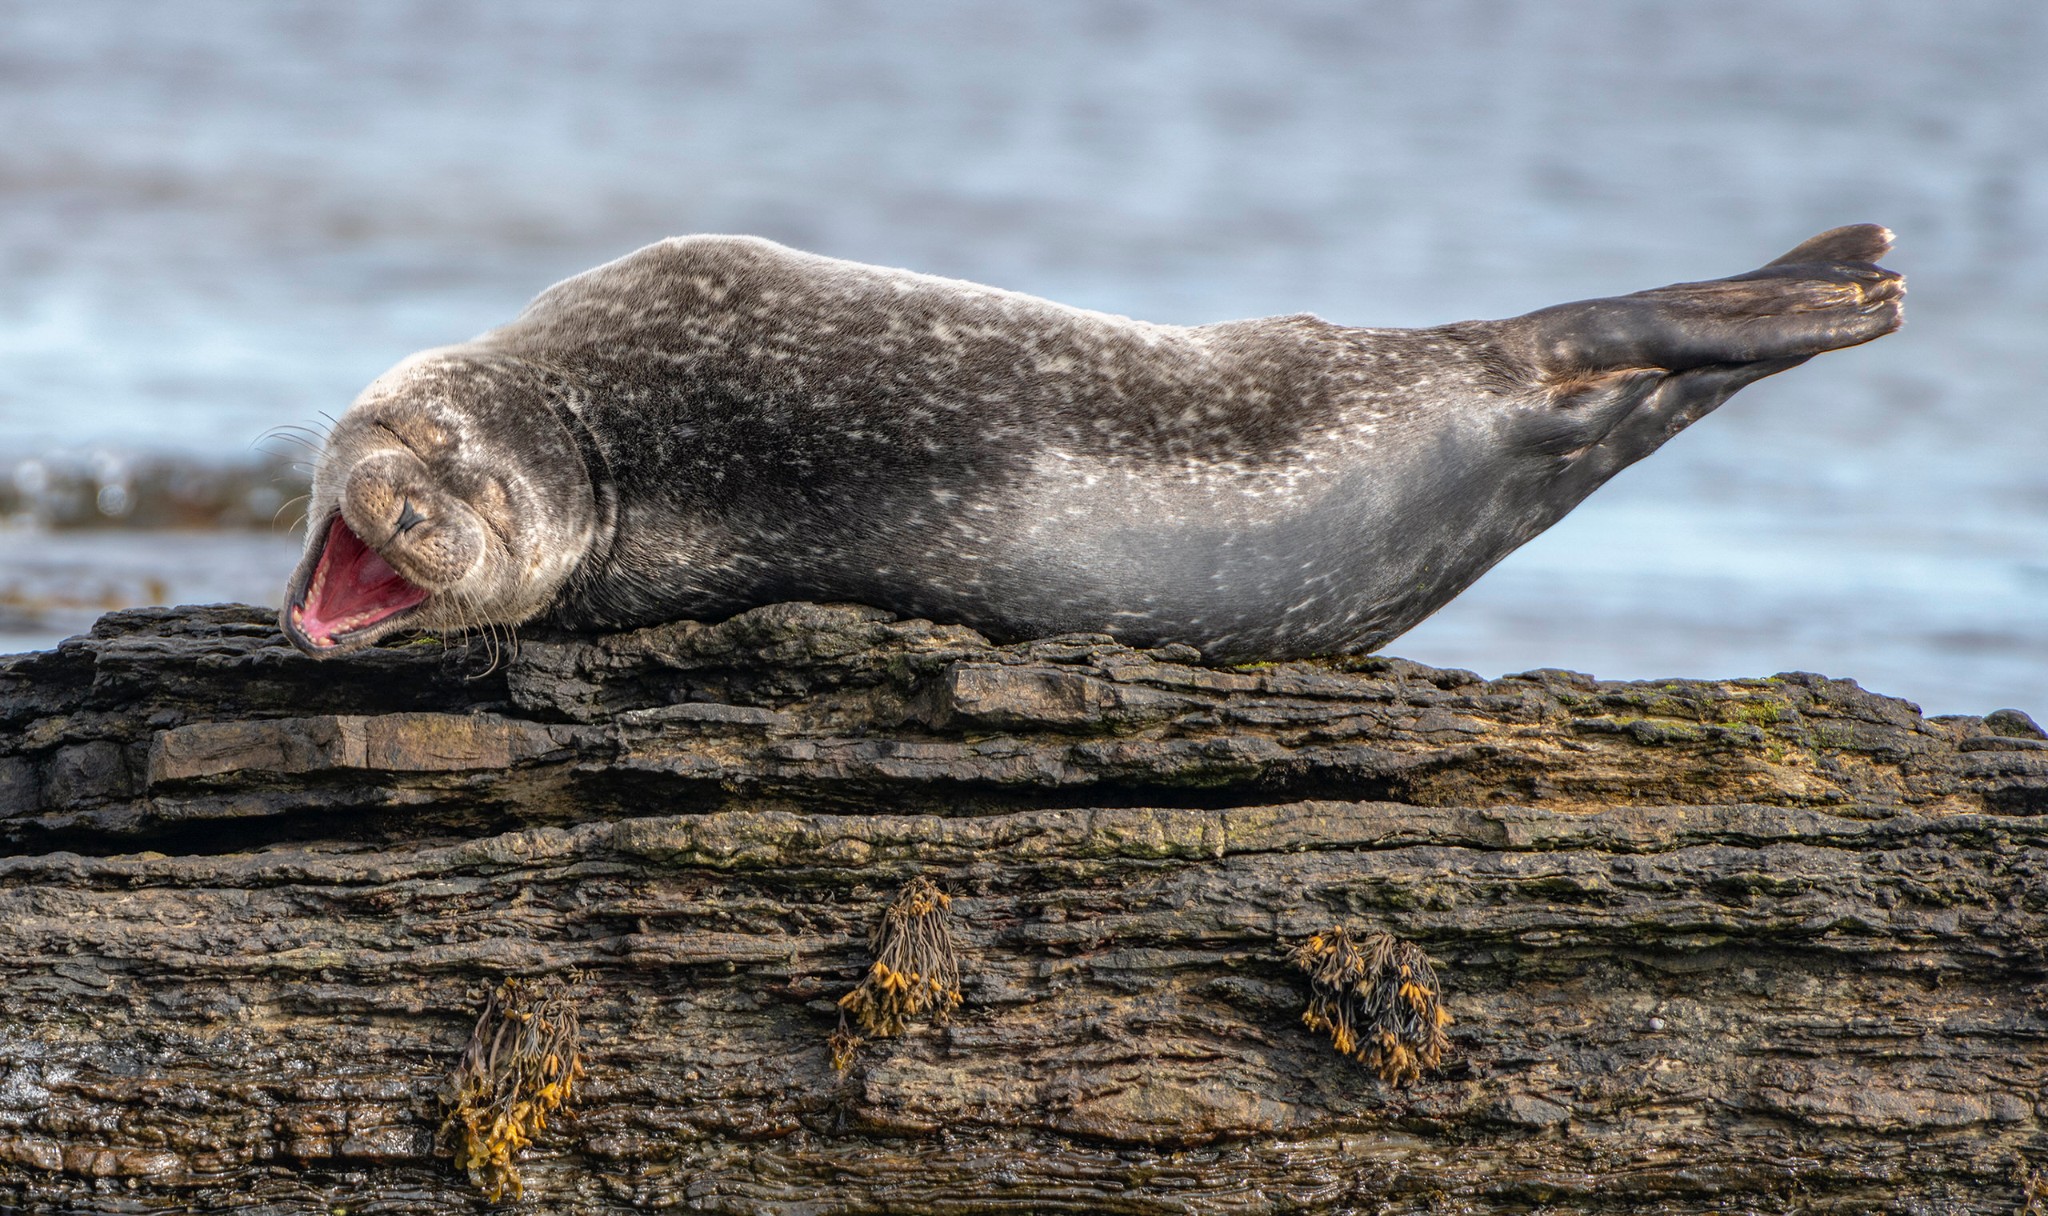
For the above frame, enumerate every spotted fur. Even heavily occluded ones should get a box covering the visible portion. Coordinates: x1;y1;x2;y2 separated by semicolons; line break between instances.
284;226;1902;660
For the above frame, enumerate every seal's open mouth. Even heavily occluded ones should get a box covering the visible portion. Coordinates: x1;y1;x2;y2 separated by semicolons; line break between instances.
286;515;429;649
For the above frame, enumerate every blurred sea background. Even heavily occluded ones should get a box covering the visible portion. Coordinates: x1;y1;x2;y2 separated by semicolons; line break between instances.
0;0;2041;717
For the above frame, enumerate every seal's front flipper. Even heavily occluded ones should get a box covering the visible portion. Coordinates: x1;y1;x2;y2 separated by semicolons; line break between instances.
1523;225;1904;380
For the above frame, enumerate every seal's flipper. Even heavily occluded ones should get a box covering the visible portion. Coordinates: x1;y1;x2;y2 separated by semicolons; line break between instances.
1561;355;1813;483
1764;223;1894;268
1522;232;1903;380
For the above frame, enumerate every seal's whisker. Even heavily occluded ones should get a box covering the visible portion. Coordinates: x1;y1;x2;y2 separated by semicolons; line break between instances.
479;616;513;677
254;425;330;461
439;586;511;679
436;595;471;667
271;494;310;531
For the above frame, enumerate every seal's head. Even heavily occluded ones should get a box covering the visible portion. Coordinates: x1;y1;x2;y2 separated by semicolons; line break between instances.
281;350;599;656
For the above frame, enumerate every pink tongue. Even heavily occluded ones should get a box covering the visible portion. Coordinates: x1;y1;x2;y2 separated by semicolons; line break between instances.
296;516;429;643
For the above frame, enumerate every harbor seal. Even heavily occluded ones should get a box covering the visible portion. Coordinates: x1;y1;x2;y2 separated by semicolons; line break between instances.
282;225;1903;661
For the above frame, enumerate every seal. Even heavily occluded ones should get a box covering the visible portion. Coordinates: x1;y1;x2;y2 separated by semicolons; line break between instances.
281;225;1903;661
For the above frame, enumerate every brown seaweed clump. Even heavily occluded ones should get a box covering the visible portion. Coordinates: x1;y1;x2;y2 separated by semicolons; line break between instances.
833;876;963;1067
827;1023;863;1073
439;974;586;1202
1290;928;1451;1086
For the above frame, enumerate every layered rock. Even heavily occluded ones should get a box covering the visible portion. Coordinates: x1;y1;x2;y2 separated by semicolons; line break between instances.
1;602;2043;1213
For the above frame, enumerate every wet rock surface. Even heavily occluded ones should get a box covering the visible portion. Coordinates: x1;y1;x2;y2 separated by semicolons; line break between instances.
0;602;2043;1213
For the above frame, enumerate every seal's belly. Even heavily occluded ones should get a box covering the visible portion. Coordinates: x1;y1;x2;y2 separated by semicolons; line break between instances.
813;445;1449;658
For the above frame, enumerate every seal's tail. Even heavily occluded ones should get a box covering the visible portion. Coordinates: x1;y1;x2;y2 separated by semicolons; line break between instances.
1525;223;1905;378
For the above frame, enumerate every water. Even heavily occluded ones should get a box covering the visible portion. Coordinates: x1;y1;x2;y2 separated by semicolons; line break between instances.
1;1;2041;716
0;528;299;657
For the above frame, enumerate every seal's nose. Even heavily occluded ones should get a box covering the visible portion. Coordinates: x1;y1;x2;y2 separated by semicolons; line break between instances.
395;498;427;535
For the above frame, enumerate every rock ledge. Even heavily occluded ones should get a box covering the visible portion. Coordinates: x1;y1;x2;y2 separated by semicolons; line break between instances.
1;603;2042;1213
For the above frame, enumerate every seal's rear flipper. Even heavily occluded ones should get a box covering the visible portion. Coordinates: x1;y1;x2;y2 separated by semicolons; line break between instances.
1523;227;1904;380
1764;223;1894;268
1563;353;1815;483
